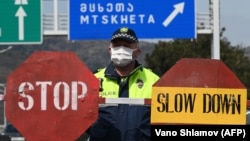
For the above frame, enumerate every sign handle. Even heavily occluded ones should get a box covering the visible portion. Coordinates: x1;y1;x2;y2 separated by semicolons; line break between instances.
98;97;151;105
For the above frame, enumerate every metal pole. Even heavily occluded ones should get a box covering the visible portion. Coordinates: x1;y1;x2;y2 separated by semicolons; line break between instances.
53;0;59;32
211;0;220;60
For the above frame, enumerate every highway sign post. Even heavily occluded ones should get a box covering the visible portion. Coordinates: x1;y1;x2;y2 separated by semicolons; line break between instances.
4;52;99;141
69;0;196;40
0;0;42;44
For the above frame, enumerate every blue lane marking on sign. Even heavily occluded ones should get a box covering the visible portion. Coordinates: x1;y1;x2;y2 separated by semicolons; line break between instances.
69;0;196;40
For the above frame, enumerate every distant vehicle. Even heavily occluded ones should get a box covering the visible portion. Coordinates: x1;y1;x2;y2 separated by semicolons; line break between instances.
0;122;25;141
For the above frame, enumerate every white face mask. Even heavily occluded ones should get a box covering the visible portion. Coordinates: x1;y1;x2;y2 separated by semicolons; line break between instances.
111;46;137;67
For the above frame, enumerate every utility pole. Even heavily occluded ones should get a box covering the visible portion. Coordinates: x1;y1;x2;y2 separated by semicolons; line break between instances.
210;0;220;60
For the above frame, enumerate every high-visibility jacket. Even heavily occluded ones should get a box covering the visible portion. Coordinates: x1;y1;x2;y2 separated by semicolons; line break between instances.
88;61;159;141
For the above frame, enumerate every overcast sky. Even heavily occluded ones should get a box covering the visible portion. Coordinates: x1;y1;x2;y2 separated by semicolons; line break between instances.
197;0;250;47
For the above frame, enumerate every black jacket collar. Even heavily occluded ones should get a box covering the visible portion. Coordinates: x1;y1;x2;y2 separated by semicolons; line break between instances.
104;60;142;80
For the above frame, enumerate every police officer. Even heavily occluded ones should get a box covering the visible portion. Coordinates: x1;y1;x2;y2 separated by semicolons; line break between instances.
88;27;159;141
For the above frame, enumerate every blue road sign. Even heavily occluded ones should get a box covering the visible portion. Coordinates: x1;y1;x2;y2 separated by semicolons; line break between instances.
69;0;196;40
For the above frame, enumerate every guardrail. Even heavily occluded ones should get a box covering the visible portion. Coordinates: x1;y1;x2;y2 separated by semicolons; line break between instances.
43;13;68;35
197;12;212;34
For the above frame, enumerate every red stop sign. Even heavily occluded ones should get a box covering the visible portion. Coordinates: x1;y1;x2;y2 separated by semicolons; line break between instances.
4;51;99;141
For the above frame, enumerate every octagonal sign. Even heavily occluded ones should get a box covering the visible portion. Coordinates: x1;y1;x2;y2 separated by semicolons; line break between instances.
4;51;99;141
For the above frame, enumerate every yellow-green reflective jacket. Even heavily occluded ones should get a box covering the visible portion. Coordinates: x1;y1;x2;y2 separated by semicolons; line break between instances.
95;63;159;99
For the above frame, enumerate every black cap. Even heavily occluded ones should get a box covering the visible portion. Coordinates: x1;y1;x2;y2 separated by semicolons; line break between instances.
111;27;138;43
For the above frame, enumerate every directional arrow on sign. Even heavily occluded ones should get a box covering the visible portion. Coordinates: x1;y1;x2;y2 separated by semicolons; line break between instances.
15;6;26;40
162;2;185;27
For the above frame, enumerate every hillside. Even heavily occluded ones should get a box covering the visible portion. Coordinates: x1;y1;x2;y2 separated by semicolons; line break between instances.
1;36;250;84
0;36;156;83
